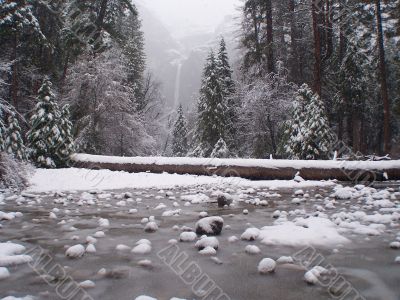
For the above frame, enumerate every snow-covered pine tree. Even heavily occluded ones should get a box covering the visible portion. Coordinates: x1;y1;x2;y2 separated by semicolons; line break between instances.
195;50;230;157
54;104;75;166
285;84;334;160
210;138;230;158
27;78;61;168
172;104;188;157
285;85;308;159
4;112;26;160
302;91;334;160
216;37;237;151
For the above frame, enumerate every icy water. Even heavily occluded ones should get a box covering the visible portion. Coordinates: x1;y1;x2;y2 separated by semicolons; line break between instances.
0;183;399;300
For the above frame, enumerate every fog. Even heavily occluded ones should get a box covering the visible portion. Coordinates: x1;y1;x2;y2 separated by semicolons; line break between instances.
135;0;241;38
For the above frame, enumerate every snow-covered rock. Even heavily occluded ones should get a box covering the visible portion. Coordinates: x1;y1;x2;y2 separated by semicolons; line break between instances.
94;231;105;238
65;244;85;258
144;222;158;233
199;246;217;255
389;241;400;249
0;243;32;267
240;228;260;241
245;245;260;255
195;216;224;235
228;236;238;243
304;266;328;284
216;192;232;207
85;244;96;253
131;243;152;254
135;296;157;300
98;218;110;227
79;280;96;288
116;244;131;251
179;232;197;242
277;256;294;264
257;258;276;274
195;237;219;250
0;267;10;280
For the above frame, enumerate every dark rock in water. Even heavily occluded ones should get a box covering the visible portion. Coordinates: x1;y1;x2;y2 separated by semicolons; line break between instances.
195;216;224;235
217;194;232;207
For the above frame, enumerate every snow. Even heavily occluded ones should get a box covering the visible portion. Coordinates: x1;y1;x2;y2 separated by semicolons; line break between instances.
0;243;32;267
65;244;85;258
26;168;335;192
258;217;350;248
257;258;276;274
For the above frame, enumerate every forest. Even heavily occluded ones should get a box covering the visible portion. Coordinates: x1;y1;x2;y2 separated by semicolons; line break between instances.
0;0;399;174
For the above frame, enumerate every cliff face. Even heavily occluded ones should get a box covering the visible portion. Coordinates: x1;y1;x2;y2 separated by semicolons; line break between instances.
137;3;239;110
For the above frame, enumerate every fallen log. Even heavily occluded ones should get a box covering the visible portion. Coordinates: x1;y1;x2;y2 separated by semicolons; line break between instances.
70;154;400;182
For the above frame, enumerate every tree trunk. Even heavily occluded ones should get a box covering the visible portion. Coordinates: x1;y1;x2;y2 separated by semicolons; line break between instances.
325;0;333;59
312;0;322;96
289;0;298;81
265;0;274;74
375;0;391;154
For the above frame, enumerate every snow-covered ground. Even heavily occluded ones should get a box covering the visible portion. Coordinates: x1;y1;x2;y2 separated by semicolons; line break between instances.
0;168;399;299
27;168;335;192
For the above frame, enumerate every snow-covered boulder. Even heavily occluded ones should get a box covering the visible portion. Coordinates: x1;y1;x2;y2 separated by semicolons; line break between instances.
179;232;197;242
277;256;294;264
79;280;96;288
195;216;224;235
240;228;260;241
0;243;32;267
144;222;158;233
131;243;152;254
199;246;217;255
245;245;260;255
304;266;328;284
217;193;232;207
389;241;400;249
257;258;276;274
0;267;10;280
65;244;85;258
195;236;219;250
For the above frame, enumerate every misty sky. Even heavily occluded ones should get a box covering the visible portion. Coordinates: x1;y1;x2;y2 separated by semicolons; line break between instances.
136;0;242;38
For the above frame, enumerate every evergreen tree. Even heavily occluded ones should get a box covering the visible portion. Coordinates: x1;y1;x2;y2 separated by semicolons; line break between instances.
285;84;333;159
4;112;26;160
27;79;61;168
210;138;230;158
217;38;237;151
172;104;188;157
122;11;146;105
54;104;75;166
196;51;229;157
302;91;334;159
